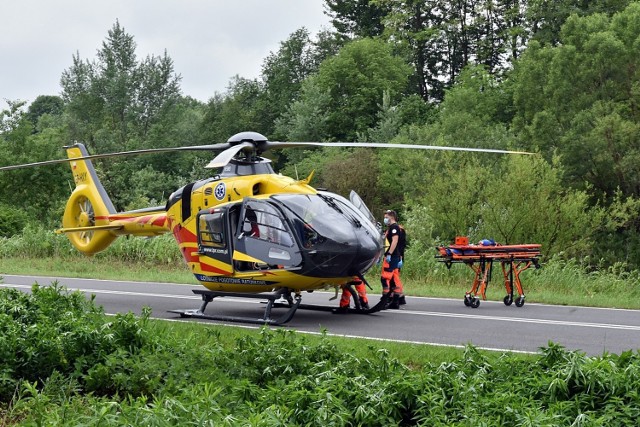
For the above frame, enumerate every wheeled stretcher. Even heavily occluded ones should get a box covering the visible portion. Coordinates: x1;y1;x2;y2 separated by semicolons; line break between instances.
436;241;541;308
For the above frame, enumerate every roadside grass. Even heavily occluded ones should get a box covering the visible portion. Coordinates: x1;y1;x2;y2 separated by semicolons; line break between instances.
0;256;197;285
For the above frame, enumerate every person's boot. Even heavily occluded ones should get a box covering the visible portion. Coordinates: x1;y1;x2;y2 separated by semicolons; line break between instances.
389;294;400;309
333;306;349;314
399;295;406;305
361;300;370;310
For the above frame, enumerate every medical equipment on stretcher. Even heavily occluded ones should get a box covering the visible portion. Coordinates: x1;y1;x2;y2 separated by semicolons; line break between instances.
436;239;541;308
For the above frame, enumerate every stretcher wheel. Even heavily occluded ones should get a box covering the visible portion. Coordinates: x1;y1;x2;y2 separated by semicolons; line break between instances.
470;297;480;308
463;295;472;307
503;295;513;306
515;296;525;307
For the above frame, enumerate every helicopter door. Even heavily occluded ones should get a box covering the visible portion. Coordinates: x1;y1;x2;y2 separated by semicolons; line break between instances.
234;199;302;270
197;209;232;267
349;190;376;224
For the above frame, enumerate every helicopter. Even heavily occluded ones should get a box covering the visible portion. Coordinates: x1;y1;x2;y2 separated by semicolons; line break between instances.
0;131;531;324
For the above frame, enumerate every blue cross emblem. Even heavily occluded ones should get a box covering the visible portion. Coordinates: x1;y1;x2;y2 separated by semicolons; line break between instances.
214;182;226;200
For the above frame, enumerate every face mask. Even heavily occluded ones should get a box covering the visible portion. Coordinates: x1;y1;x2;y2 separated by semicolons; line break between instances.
383;217;390;225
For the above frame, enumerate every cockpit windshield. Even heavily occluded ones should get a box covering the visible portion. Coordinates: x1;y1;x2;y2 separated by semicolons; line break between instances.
272;193;379;248
272;192;383;276
274;194;349;246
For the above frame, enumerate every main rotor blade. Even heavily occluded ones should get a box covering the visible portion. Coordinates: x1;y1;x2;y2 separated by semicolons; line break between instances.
0;143;232;171
205;142;255;169
264;141;533;155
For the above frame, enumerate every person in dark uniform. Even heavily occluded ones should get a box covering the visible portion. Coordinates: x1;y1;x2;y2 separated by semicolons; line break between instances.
381;209;404;309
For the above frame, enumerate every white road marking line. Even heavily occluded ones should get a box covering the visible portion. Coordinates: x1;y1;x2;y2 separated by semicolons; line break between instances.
2;283;201;300
146;316;538;355
0;283;261;304
5;282;640;332
1;273;199;287
395;309;640;331
5;272;640;315
5;273;640;314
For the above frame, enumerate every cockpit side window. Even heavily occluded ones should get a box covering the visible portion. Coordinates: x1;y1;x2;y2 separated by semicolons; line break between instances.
241;202;294;247
198;212;226;248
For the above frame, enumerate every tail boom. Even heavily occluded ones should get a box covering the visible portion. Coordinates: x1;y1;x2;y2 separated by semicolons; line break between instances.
60;143;169;255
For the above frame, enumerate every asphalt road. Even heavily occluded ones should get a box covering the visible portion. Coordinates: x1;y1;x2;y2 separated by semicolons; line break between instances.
3;273;640;356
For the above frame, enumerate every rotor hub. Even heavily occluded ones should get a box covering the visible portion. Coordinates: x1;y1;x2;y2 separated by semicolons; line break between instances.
78;211;91;227
227;131;268;146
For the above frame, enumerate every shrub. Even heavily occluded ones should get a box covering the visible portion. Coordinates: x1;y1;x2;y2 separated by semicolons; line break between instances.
0;204;27;238
0;283;152;401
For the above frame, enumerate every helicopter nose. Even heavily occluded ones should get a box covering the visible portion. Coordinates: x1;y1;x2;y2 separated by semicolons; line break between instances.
302;228;382;278
350;229;383;274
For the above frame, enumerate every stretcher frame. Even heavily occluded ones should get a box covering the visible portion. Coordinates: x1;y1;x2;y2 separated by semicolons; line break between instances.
436;244;541;308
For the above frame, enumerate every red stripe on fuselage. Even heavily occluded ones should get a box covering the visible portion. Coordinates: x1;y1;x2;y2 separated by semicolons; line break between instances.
173;225;230;275
199;262;230;274
95;214;165;221
152;216;167;227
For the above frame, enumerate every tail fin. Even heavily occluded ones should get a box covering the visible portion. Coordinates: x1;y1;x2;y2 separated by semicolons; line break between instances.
60;143;118;254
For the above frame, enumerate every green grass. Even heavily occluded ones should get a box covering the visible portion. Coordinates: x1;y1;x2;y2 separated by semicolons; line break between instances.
0;256;197;284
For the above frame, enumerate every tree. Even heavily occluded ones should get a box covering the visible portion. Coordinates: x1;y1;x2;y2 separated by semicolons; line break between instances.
278;38;411;141
199;76;268;144
479;155;602;257
60;51;103;150
61;21;181;151
0;100;29;135
94;20;139;146
381;0;447;101
135;50;182;139
260;28;319;137
274;77;332;143
402;152;602;259
324;0;392;38
511;3;640;200
0;100;68;224
526;0;633;46
0;203;28;237
200;27;343;148
380;0;531;101
57;21;192;211
322;149;381;211
25;95;64;130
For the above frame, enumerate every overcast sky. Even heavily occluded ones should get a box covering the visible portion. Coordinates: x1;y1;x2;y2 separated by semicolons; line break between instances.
0;0;331;106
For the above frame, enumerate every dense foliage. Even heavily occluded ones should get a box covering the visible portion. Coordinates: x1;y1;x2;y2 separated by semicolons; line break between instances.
2;284;640;425
2;2;640;268
0;284;151;402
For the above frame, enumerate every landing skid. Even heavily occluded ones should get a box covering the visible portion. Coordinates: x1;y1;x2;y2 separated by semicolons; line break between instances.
168;289;301;326
271;292;390;315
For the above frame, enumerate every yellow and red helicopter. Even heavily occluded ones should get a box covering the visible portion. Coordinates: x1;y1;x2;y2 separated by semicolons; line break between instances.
0;132;530;324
